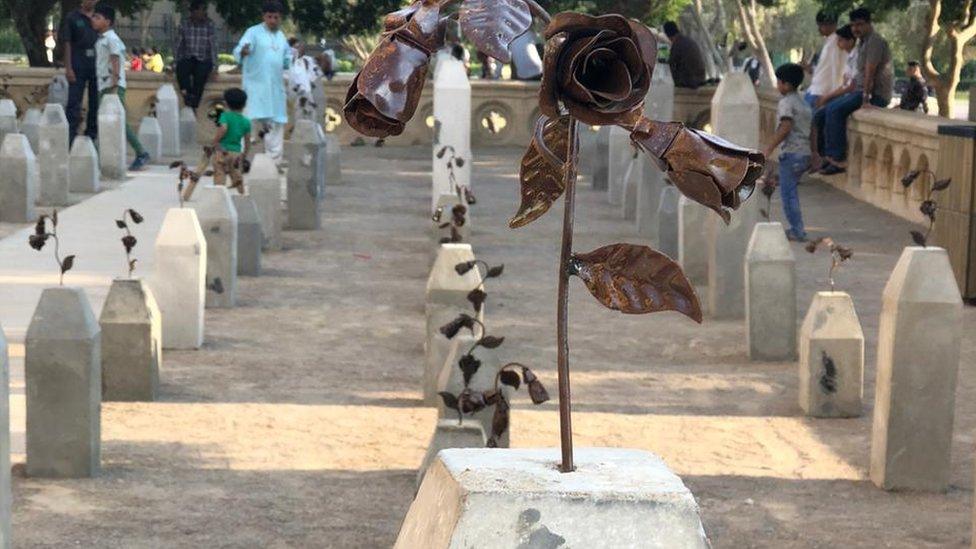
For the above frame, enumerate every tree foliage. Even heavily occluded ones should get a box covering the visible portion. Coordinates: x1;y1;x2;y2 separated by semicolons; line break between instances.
291;0;404;38
539;0;691;26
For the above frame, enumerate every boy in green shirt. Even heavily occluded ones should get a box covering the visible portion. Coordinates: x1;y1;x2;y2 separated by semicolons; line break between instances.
91;4;150;171
181;87;252;201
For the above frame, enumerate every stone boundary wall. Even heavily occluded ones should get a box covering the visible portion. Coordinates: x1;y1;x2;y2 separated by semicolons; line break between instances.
757;86;972;225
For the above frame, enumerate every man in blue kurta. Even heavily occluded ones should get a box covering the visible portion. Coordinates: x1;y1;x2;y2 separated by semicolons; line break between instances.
233;1;290;163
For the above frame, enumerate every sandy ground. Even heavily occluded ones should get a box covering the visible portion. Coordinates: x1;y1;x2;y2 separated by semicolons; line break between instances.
8;145;976;548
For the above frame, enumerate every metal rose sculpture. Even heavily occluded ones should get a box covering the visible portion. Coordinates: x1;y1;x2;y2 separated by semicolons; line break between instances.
344;0;765;472
901;169;951;247
804;237;853;292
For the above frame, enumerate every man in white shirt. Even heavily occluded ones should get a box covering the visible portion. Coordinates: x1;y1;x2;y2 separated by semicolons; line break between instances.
510;30;543;81
804;11;847;109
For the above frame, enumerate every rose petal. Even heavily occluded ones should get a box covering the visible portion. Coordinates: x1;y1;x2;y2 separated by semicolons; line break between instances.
539;33;568;119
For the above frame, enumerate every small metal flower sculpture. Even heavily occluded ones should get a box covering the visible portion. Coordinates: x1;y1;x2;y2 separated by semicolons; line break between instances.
805;237;853;292
28;210;75;286
758;172;777;221
901;169;951;247
344;0;765;472
115;208;144;278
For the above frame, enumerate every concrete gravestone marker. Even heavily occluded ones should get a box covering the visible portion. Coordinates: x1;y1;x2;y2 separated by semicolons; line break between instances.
415;420;485;490
870;246;962;492
678;196;709;291
324;132;342;186
38;103;70;206
0;133;38;223
424;243;483;404
247;153;282;251
431;56;471;212
156;83;181;157
69;135;100;193
705;72;760;319
656;185;680;259
193;185;239;308
0;324;9;549
98;93;127;180
232;194;263;276
799;291;864;417
0;99;17;144
607;125;631;206
137;116;163;162
150;207;206;350
619;150;640;220
744;222;796;361
100;279;162;401
20;107;41;153
636;64;675;241
25;287;101;478
399;448;709;548
591;125;610;191
180;105;197;148
286;119;323;230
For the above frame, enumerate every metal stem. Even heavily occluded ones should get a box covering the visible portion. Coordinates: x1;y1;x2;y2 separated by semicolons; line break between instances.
556;117;579;473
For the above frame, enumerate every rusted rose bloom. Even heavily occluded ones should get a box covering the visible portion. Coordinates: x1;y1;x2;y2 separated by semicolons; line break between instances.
343;0;443;138
539;13;656;127
631;119;764;223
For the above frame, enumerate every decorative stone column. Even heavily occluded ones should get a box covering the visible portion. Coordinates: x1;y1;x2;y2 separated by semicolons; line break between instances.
247;153;282;251
607;125;631;206
156;83;181;158
745;222;796;361
38;103;70;206
678;196;708;289
150;207;206;350
0;98;17;144
656;185;680;259
0;133;38;223
20;107;41;153
99;278;162;401
180;105;197;148
137;116;163;163
193;185;239;308
798;291;864;417
68;135;100;193
98;94;127;180
232;194;263;276
0;323;9;549
591;125;610;191
286;119;323;230
870;246;962;491
635;64;675;241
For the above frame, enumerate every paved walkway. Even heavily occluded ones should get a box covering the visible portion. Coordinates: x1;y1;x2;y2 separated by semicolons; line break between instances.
3;146;975;547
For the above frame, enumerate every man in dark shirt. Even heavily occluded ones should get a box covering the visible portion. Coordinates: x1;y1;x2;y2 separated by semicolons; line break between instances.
175;0;217;111
899;61;929;113
664;21;706;89
59;0;99;144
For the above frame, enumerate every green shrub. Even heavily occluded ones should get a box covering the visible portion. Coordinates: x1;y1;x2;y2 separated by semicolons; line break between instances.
217;53;236;65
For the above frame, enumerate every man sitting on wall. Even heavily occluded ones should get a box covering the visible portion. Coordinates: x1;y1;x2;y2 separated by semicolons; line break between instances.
664;21;706;89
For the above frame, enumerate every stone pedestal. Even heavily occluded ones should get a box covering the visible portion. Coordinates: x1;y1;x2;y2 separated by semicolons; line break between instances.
577;125;597;182
20;108;40;153
678;197;708;288
799;291;864;418
415;420;486;490
99;278;161;401
435;335;510;448
607;126;631;205
705;72;760;320
398;448;709;548
657;186;680;259
156;83;181;157
98;93;127;180
47;75;69;107
25;287;101;478
431;57;471;212
0;133;38;223
247;153;282;251
180;106;197;147
591;126;610;191
325;132;342;185
69;135;100;193
870;246;963;492
38;103;69;206
313;123;328;198
0;98;17;144
286;119;322;230
137;116;163;162
0;324;9;549
150;207;206;350
745;222;796;361
232;194;263;276
619;153;640;220
192;185;239;308
424;244;483;404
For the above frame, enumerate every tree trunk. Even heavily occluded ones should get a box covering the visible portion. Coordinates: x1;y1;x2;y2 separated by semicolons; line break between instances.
11;0;57;67
733;0;776;87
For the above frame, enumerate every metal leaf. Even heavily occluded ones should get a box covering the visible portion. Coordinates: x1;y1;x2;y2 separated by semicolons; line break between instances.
910;230;927;246
490;395;510;443
499;370;521;390
478;335;505;349
568;243;702;322
467;288;486;312
61;254;75;274
438;391;459;411
459;354;481;386
115;219;127;229
521;367;550;404
459;0;532;63
458;388;487;414
509;115;574;228
486;265;504;278
932;178;952;191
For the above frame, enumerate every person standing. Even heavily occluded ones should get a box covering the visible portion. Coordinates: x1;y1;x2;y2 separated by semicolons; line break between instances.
91;3;151;171
803;10;847;109
899;61;929;113
664;21;706;89
175;0;217;111
819;7;892;175
764;63;813;242
59;0;99;145
233;1;290;163
509;30;542;81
